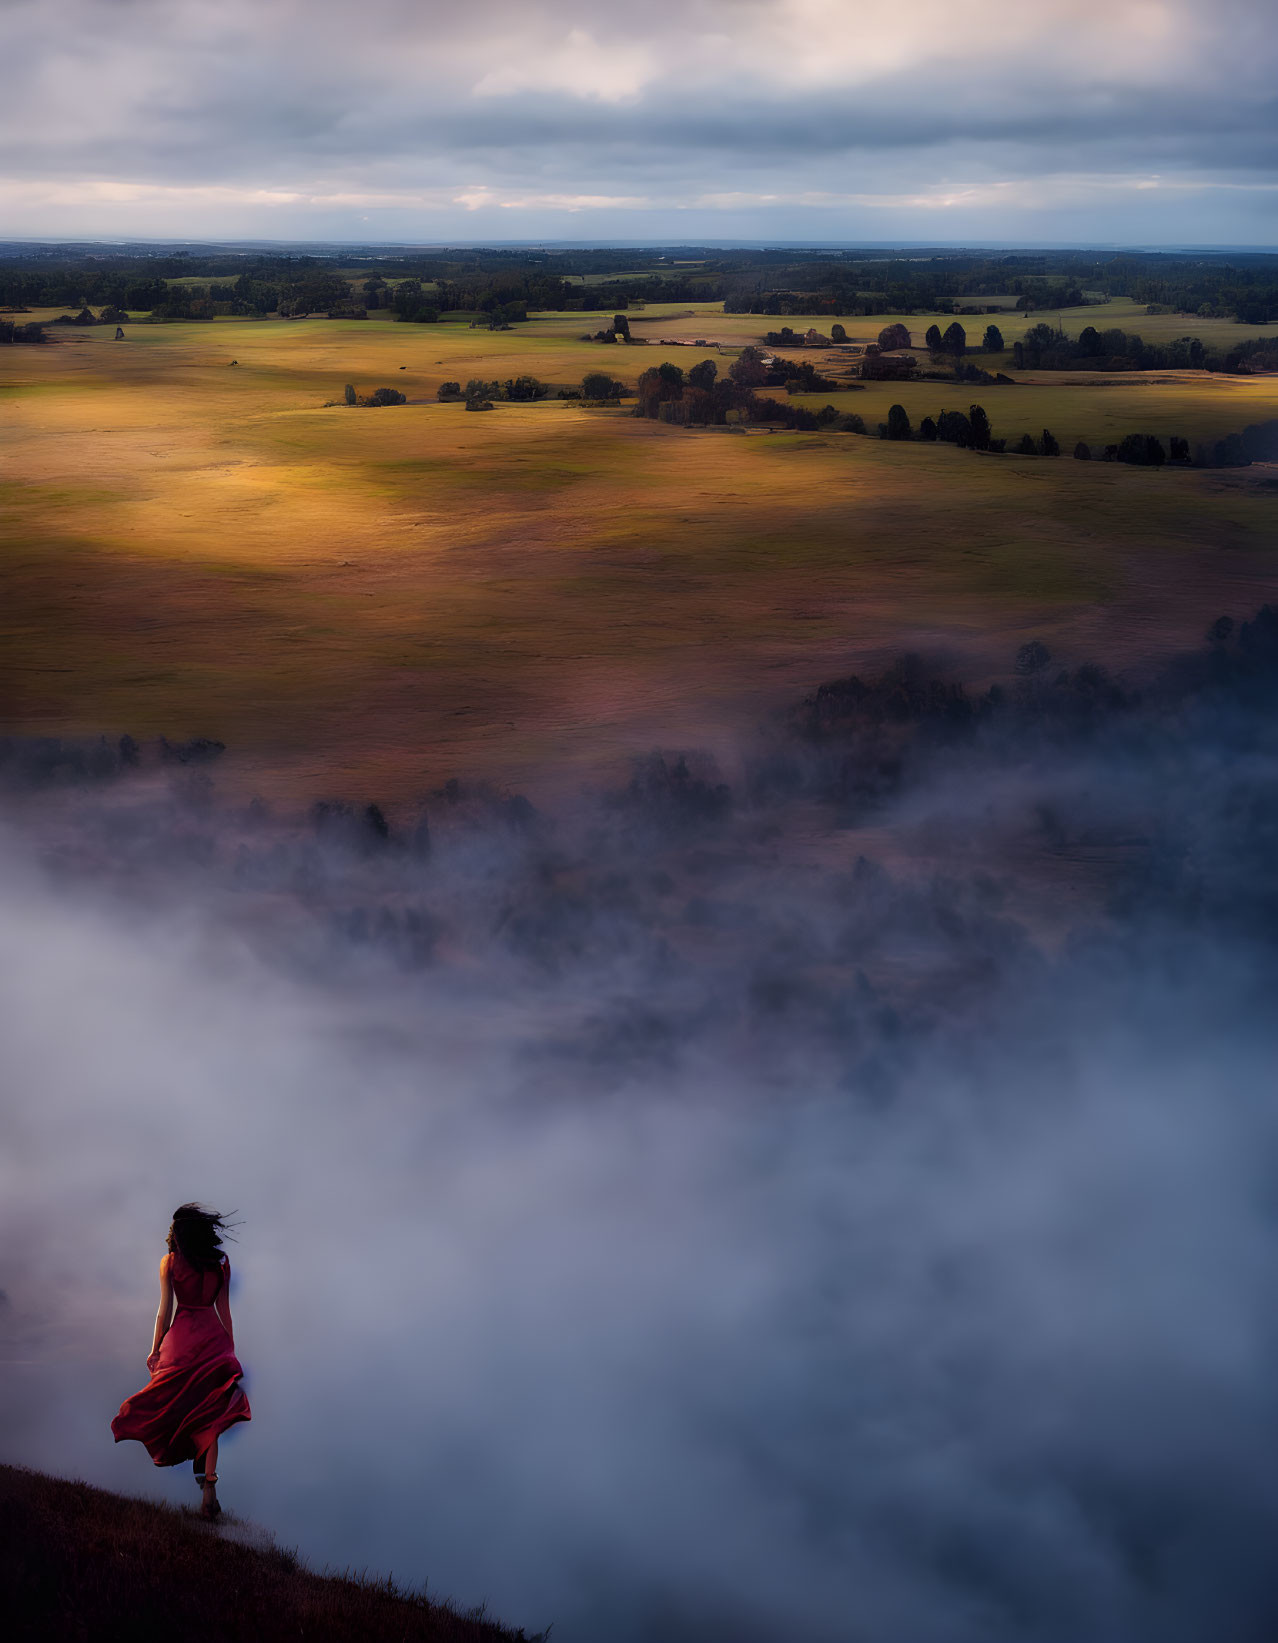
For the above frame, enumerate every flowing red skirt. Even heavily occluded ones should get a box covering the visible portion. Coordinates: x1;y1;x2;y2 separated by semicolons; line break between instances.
112;1303;251;1467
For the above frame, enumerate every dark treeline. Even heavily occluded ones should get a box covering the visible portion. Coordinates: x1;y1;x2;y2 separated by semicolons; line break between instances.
725;261;1084;318
4;244;1277;325
880;401;1077;459
1069;423;1278;469
1195;418;1278;468
1011;322;1277;374
720;249;1278;324
879;398;1278;469
435;375;553;406
0;245;722;324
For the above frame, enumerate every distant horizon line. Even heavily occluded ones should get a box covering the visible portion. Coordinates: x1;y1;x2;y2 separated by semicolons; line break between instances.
2;236;1277;257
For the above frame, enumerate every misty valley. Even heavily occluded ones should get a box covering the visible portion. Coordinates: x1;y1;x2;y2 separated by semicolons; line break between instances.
6;601;1278;1641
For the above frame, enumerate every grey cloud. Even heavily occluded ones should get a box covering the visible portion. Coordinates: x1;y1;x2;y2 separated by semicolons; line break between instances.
1;0;1276;237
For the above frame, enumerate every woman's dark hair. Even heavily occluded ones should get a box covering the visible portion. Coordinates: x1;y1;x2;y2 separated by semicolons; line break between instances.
167;1203;237;1270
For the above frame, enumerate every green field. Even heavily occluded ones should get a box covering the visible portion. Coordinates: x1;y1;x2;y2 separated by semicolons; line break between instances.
788;374;1278;451
3;305;1276;809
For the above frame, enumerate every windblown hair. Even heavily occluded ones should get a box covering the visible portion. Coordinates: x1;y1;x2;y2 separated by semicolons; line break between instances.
167;1203;237;1271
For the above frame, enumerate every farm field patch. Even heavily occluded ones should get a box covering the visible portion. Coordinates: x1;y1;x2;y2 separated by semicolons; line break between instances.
788;372;1278;451
611;296;1268;352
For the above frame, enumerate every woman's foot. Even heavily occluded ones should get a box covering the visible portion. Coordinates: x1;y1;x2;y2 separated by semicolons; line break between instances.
199;1474;222;1521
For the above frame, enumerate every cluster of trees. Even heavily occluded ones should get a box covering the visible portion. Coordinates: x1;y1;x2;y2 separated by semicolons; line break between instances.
877;323;913;351
1194;419;1278;468
728;288;877;318
1121;267;1278;324
49;304;128;326
377;276;529;325
763;323;851;346
630;357;844;431
220;274;282;315
583;314;641;344
138;273;282;320
0;318;46;344
783;361;843;393
341;384;406;407
89;274;285;322
1216;336;1278;374
579;371;629;400
922;321;971;357
877;403;1213;465
1009;323;1207;372
572;277;720;309
730;345;841;393
1009;285;1085;311
921;320;1010;357
859;320;1001;383
0;730;228;792
875;402;1028;451
275;270;357;318
361;277;424;319
436;376;552;407
0;266;171;311
1072;435;1190;466
1006;322;1278;376
146;285;274;321
860;352;919;382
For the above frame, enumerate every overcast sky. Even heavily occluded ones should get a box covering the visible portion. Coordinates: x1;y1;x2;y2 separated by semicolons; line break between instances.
3;0;1276;245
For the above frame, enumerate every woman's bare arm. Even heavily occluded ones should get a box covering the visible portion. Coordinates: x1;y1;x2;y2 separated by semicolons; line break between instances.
149;1255;174;1361
214;1266;235;1345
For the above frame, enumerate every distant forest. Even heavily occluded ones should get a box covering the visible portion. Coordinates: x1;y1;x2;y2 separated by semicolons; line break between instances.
1;243;1277;327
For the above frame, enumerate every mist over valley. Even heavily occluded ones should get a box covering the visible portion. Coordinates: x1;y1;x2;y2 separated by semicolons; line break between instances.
5;615;1278;1640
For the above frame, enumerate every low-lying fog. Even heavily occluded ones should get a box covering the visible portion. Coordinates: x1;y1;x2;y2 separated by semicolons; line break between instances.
4;616;1278;1642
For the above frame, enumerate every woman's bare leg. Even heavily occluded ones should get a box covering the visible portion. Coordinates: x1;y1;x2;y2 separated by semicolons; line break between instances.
200;1436;221;1518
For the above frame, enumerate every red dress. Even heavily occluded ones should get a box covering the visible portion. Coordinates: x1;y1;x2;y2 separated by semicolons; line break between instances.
112;1250;251;1466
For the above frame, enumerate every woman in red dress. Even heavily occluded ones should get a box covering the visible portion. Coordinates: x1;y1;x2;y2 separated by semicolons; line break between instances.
112;1204;251;1521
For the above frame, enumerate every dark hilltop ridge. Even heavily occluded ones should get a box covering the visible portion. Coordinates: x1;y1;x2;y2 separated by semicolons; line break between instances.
1;1464;541;1643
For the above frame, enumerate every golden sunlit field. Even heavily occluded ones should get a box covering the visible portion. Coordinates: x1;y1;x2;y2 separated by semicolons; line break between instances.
3;303;1276;807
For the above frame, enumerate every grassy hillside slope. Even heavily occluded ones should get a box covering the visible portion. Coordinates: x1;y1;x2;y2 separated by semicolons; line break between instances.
0;1464;534;1643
